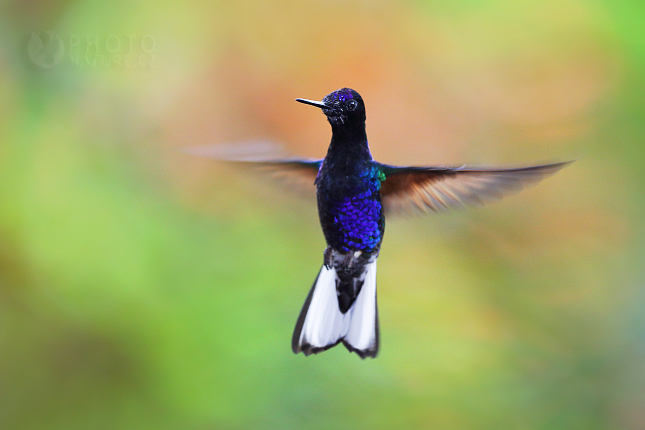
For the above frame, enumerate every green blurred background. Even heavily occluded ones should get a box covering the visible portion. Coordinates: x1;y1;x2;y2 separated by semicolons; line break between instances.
1;0;644;429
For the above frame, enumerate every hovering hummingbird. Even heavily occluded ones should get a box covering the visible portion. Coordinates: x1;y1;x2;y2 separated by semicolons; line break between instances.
198;88;570;359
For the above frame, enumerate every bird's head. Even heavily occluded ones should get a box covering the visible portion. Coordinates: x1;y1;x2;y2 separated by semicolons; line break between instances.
296;88;366;127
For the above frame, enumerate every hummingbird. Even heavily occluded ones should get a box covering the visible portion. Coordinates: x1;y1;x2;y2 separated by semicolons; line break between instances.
199;88;570;359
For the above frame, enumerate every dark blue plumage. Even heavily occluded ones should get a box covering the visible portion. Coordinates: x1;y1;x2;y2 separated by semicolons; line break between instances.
306;89;383;254
306;89;384;322
316;142;385;254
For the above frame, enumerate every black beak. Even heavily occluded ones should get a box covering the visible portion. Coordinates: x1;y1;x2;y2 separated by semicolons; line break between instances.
295;98;329;109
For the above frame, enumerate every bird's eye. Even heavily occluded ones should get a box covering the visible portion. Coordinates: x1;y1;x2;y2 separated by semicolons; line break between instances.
346;100;358;111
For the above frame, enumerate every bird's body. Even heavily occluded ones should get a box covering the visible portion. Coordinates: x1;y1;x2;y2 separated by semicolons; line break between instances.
194;87;571;359
316;140;384;256
291;89;385;357
316;146;384;314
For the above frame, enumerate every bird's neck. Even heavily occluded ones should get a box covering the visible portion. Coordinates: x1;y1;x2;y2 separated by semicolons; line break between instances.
325;123;372;169
330;122;367;143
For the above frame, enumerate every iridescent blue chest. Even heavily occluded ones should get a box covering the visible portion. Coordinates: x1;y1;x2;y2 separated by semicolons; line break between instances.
317;163;385;254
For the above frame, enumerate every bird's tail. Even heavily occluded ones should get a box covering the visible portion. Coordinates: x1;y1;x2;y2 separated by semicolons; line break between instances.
291;261;379;358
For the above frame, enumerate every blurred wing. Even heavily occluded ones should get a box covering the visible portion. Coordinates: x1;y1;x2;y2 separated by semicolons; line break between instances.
184;144;321;196
379;161;571;215
230;158;322;195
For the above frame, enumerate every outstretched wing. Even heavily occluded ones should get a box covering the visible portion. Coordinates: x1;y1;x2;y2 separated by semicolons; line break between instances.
183;144;322;196
229;158;322;194
379;161;571;215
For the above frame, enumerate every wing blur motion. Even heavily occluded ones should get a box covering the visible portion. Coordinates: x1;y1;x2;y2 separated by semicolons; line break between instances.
379;161;572;215
229;158;321;195
185;145;571;213
183;143;322;196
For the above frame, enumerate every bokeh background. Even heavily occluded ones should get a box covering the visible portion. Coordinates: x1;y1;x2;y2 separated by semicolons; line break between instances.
1;0;644;429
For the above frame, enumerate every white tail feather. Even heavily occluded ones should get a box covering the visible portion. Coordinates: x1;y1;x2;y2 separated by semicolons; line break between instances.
292;261;379;358
301;266;350;347
345;262;378;352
